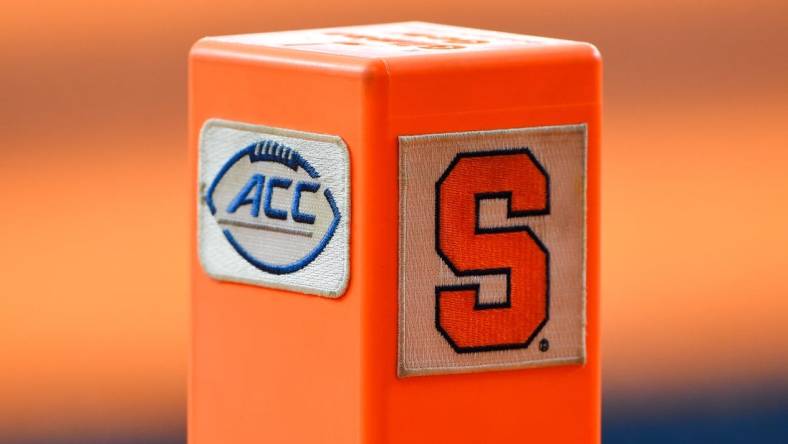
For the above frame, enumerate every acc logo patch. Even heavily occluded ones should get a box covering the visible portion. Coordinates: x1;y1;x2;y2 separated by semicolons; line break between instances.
198;119;349;297
398;125;586;376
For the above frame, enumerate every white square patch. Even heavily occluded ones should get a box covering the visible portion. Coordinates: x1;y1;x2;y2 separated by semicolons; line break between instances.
398;124;586;376
198;119;350;297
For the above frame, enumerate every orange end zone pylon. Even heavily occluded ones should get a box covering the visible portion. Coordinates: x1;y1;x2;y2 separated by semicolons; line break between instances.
189;22;601;444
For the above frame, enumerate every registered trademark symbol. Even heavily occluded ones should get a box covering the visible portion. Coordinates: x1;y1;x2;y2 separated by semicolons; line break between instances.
539;338;550;352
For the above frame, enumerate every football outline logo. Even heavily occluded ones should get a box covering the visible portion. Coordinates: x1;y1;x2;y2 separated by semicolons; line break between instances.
204;139;341;275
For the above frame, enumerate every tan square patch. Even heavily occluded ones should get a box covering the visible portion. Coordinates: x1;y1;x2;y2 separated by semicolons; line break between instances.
398;124;586;376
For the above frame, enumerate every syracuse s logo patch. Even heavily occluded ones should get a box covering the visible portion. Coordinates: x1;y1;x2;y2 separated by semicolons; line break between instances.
198;119;349;297
398;125;587;377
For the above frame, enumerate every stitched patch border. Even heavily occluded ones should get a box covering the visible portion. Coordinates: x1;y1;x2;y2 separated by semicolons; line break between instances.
198;119;350;297
398;124;587;377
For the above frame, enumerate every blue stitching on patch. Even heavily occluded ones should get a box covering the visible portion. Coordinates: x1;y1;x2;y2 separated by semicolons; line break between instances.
222;188;341;274
205;146;251;215
291;181;320;225
263;177;292;220
226;173;265;217
205;139;320;215
205;138;341;275
247;140;320;179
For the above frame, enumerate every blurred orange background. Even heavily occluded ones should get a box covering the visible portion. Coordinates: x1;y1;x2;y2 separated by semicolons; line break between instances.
1;0;787;442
